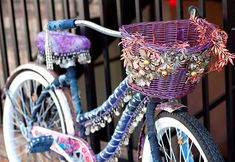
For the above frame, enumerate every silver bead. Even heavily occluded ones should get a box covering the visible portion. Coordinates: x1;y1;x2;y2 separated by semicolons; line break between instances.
142;107;147;113
85;127;90;135
115;111;120;116
95;125;99;131
107;117;112;123
123;95;132;103
100;122;106;128
90;126;95;133
123;138;129;145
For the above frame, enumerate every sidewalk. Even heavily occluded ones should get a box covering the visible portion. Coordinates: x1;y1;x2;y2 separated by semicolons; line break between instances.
0;127;8;162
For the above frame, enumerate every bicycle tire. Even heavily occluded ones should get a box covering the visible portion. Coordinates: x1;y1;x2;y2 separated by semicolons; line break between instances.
141;111;224;162
3;64;74;162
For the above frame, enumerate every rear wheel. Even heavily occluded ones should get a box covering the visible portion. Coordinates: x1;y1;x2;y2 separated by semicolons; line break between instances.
142;111;224;162
3;64;74;162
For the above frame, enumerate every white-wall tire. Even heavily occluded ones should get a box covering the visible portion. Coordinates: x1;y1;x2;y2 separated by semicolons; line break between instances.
3;64;74;162
142;111;224;162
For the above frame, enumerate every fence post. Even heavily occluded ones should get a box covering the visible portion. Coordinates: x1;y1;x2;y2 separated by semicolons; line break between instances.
76;0;101;153
223;0;235;161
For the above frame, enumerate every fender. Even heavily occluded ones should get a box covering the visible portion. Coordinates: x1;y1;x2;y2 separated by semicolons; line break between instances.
137;101;187;160
4;63;57;90
155;101;187;113
3;63;75;136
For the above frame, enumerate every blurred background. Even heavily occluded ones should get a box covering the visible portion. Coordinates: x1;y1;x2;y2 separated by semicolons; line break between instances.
0;0;234;161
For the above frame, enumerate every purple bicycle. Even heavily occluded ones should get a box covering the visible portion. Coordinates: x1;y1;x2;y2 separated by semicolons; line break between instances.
3;7;233;162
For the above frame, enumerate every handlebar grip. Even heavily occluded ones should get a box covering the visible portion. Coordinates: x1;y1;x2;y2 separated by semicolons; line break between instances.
47;18;77;30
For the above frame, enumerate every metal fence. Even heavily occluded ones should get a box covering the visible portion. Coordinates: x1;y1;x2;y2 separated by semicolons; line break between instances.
0;0;234;161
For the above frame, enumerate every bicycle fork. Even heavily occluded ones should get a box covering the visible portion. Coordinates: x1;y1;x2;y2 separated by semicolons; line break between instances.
145;99;194;162
146;98;162;162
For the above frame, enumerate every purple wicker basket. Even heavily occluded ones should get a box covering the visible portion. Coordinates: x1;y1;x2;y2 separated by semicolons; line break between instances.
120;18;218;99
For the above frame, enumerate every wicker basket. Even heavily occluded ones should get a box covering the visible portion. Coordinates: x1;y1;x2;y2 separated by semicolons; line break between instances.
120;19;217;99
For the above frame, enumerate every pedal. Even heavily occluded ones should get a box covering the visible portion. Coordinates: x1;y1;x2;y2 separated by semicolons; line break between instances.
28;135;54;153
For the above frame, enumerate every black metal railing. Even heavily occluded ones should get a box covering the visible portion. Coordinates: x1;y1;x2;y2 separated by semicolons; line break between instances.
0;0;234;161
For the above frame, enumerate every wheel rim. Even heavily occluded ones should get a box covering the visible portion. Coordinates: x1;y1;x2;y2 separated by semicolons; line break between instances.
4;71;66;162
142;116;208;162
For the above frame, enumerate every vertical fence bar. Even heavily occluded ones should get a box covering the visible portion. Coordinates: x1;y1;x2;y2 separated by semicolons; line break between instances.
62;0;71;32
135;0;142;22
8;0;20;66
154;0;163;21
198;0;210;131
225;66;234;162
76;0;101;153
223;0;235;161
34;0;42;32
176;0;188;106
99;0;114;140
0;2;9;81
0;90;2;124
22;0;32;61
199;0;206;18
116;0;126;78
116;1;134;161
116;0;124;26
176;0;183;19
47;0;56;20
0;2;8;124
63;0;70;18
201;66;210;130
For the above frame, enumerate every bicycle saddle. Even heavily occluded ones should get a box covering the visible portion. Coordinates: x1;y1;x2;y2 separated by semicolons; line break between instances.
36;31;91;66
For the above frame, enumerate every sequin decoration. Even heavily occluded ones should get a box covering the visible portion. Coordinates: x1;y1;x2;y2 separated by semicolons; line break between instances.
105;97;149;162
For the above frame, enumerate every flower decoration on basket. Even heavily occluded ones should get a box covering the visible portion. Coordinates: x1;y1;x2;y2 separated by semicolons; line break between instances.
119;16;235;88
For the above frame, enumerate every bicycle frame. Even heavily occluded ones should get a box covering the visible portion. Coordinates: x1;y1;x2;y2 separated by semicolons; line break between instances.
5;19;194;162
2;6;226;161
26;62;191;162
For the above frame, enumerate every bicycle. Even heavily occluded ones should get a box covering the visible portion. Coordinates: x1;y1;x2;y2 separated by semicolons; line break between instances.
3;7;233;162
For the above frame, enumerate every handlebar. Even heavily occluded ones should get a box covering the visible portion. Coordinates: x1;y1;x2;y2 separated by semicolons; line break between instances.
47;18;121;38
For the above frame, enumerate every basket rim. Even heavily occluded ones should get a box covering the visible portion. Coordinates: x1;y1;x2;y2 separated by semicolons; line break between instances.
120;19;216;54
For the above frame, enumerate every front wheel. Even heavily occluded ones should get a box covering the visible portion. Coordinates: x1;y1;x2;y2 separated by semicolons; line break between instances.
142;111;224;162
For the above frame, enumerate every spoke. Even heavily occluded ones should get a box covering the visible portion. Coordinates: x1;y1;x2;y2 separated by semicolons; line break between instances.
14;140;28;148
41;152;53;161
11;113;24;128
186;140;194;161
31;80;40;113
26;80;35;109
32;79;38;93
40;102;55;121
38;99;46;117
12;134;25;141
11;129;21;133
11;98;28;120
16;143;27;158
160;135;170;161
18;151;27;161
47;112;59;127
11;119;20;128
199;154;202;162
48;119;61;129
180;142;182;162
165;128;177;161
17;149;27;158
18;86;32;116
